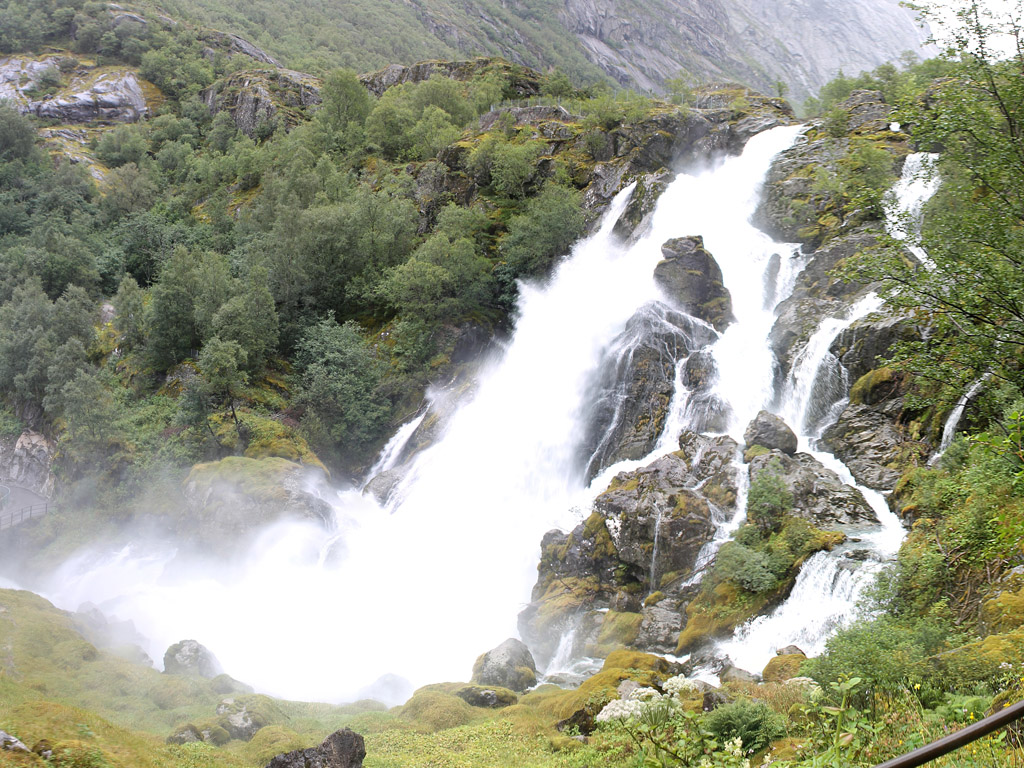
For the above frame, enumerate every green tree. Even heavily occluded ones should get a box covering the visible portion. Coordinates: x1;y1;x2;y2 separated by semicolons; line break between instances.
295;315;391;463
0;101;37;161
211;267;279;371
746;459;793;535
500;182;584;277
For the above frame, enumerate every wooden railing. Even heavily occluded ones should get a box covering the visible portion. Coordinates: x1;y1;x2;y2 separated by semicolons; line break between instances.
0;502;48;531
873;699;1024;767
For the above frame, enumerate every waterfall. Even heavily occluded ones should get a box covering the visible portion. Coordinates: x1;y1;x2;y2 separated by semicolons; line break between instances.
39;124;891;704
363;410;427;482
930;374;989;464
886;152;938;267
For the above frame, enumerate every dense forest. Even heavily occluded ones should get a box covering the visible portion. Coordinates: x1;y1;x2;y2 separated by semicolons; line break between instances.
2;0;1024;767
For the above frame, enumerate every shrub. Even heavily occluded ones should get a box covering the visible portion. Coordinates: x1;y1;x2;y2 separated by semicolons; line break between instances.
704;698;786;754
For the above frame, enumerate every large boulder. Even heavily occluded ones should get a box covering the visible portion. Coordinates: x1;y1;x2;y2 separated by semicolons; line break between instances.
580;302;717;478
612;169;673;241
266;728;365;768
163;639;223;679
820;399;920;490
748;449;877;526
654;236;734;331
768;296;840;379
183;457;333;543
743;411;798;455
471;638;537;692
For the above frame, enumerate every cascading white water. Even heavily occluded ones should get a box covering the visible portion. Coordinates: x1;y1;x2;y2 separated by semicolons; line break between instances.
363;410;427;482
779;293;883;438
886;152;938;268
37;128;805;704
930;374;989;464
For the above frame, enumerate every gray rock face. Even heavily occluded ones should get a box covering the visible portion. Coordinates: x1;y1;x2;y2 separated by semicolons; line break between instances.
558;0;930;105
788;225;883;304
749;450;877;526
769;296;839;378
265;729;366;768
720;665;759;684
0;56;61;109
831;312;922;381
635;597;684;653
612;169;673;241
202;69;322;137
820;400;907;490
654;236;734;331
471;638;538;692
0;431;56;498
216;697;263;741
359;59;541;98
32;71;149;123
743;411;798;455
580;302;717;478
163;639;223;679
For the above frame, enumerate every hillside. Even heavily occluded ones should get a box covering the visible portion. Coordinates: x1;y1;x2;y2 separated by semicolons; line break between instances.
149;0;930;105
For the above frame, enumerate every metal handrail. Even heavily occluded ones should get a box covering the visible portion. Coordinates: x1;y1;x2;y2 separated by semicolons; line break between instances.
0;502;48;531
0;485;9;510
873;699;1024;768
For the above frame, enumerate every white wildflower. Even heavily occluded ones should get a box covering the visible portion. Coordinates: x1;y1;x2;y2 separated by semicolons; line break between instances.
595;698;644;723
664;674;699;697
628;686;663;702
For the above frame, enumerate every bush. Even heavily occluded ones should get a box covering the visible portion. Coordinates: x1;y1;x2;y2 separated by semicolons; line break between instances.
747;459;792;535
704;699;786;754
715;542;777;593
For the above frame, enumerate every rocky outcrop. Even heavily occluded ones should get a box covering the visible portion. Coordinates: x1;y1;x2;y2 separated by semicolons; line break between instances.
612;169;672;241
360;57;541;98
831;311;922;381
202;69;322;137
32;71;150;123
199;31;281;67
654;236;734;331
748;449;877;526
520;432;738;660
580;302;718;477
471;638;537;692
820;399;915;490
0;431;56;498
743;411;797;455
266;729;365;768
0;730;30;754
163;639;223;678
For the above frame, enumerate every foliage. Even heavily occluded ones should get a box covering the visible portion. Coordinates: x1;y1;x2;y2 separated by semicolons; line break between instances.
746;459;793;535
704;699;786;755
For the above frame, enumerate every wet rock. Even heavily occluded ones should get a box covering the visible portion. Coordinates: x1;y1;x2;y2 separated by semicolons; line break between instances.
654;236;734;331
720;665;760;684
595;450;727;589
776;644;805;656
820;400;911;490
749;449;877;526
613;169;673;241
703;689;730;711
769;296;840;379
743;411;798;456
163;639;223;679
265;728;365;768
471;638;537;692
581;302;716;477
362;469;401;506
841;90;893;133
789;225;882;304
831;311;922;381
635;599;684;653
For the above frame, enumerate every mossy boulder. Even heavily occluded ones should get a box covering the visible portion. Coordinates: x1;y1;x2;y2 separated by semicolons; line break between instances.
586;611;644;656
201;68;322;137
820;400;922;491
214;694;285;741
743;411;798;456
762;652;806;682
182;456;333;544
471;638;537;692
849;368;898;406
163;639;222;679
397;690;478;732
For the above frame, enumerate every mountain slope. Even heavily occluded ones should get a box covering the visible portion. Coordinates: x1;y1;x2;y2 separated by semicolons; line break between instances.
153;0;931;103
